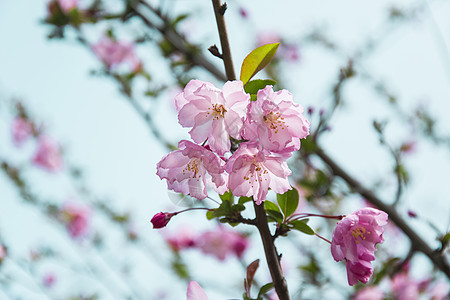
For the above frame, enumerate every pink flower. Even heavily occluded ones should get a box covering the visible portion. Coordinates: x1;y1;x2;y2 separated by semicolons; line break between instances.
60;202;90;239
197;226;248;261
92;36;141;72
11;117;32;147
331;208;388;286
225;142;291;205
186;281;209;300
0;244;6;264
164;228;197;251
32;136;63;172
243;85;310;153
156;140;227;200
176;80;250;156
43;273;57;288
57;0;77;13
428;280;449;300
151;212;173;229
391;272;420;300
354;286;384;300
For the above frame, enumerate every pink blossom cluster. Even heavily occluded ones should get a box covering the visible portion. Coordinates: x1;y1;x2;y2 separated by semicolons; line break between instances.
354;271;449;300
157;80;310;204
92;36;142;72
331;208;388;286
11;117;63;172
59;202;91;239
163;226;248;261
57;0;77;13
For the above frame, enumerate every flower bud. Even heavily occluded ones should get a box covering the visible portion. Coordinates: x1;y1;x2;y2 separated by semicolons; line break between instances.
151;212;172;229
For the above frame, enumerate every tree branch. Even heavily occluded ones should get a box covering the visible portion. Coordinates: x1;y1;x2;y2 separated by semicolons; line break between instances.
313;146;450;278
254;201;290;300
211;0;236;80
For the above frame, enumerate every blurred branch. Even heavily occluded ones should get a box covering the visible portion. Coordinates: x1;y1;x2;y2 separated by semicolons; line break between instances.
131;0;227;82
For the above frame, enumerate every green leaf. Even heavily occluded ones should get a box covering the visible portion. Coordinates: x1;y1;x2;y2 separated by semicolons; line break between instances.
219;190;234;204
212;200;232;218
264;201;283;223
257;282;274;299
240;43;280;86
238;196;253;205
244;79;277;94
277;188;299;218
206;210;215;220
291;220;314;235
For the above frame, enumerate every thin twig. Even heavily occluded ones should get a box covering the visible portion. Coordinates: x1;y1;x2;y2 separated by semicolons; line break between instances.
211;0;236;80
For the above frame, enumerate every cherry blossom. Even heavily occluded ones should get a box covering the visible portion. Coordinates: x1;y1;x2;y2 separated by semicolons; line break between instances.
197;226;248;261
32;136;63;172
391;272;420;300
331;208;388;286
11;117;32;147
156;140;227;200
225;142;291;205
243;85;310;153
186;281;209;300
57;0;77;12
176;80;250;155
164;227;197;251
60;202;91;239
354;286;384;300
92;36;141;72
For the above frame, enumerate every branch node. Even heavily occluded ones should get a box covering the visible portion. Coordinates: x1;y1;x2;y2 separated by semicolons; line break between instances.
219;3;227;15
208;44;223;59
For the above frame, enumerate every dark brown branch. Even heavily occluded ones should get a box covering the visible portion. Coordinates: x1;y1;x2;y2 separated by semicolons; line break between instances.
313;146;450;278
211;0;236;80
254;202;290;300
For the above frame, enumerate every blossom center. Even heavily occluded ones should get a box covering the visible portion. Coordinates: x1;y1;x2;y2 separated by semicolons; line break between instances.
183;158;201;178
243;159;269;188
351;226;370;244
263;111;287;134
206;104;227;120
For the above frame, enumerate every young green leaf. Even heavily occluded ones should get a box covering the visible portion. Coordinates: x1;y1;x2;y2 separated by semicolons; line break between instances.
244;79;277;94
277;188;299;218
291;220;314;235
240;43;280;86
257;282;274;299
264;201;283;223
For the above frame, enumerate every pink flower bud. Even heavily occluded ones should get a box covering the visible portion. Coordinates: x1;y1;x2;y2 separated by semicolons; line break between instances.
151;212;172;229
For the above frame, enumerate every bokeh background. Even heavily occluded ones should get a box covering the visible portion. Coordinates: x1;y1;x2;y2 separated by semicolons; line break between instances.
0;0;449;299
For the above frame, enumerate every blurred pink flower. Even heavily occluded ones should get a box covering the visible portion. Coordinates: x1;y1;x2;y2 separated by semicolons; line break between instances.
186;281;209;300
0;244;6;264
92;36;141;72
11;117;32;147
32;136;63;172
57;0;77;12
43;272;57;288
428;280;449;300
176;80;250;156
256;32;281;46
243;85;310;153
354;286;384;300
331;208;388;286
156;140;228;200
197;226;248;261
391;272;420;300
164;228;197;251
60;202;91;239
225;142;291;205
